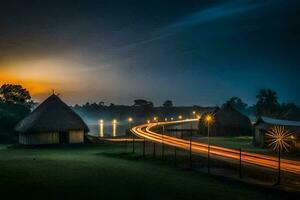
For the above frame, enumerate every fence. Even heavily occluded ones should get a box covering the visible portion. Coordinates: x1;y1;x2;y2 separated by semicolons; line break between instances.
125;128;300;190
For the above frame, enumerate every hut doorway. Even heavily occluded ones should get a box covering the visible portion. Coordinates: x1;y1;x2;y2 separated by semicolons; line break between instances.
59;131;69;144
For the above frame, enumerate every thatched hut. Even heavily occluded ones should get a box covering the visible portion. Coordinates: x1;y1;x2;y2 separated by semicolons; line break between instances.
254;117;300;148
15;94;89;145
198;105;252;136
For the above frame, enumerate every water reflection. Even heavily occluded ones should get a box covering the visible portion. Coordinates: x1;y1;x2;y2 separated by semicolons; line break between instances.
91;119;124;137
99;120;104;137
112;119;117;137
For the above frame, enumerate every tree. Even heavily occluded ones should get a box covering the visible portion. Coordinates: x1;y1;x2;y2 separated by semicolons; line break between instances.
0;84;31;104
133;99;154;118
256;89;279;117
98;101;105;106
163;100;173;108
134;99;153;107
223;97;247;112
0;101;31;142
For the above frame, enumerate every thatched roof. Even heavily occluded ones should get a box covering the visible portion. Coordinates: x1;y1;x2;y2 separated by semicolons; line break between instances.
15;94;89;134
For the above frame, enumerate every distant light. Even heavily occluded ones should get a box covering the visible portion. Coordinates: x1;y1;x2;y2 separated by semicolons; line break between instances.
147;120;151;124
128;117;133;122
205;115;213;123
153;117;158;121
291;135;295;140
171;117;174;121
165;118;168;121
99;119;104;123
192;111;196;115
178;115;182;120
112;119;117;124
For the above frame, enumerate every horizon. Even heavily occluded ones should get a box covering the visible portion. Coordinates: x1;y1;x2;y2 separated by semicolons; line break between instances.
1;0;299;106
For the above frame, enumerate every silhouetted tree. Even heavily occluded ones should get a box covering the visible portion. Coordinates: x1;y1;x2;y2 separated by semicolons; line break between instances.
134;99;153;107
98;101;105;106
256;89;279;117
0;84;31;104
223;97;247;112
280;103;300;120
163;100;173;108
133;99;154;118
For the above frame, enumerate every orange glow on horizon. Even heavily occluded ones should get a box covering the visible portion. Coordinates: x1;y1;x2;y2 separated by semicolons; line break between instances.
0;59;84;101
0;74;54;96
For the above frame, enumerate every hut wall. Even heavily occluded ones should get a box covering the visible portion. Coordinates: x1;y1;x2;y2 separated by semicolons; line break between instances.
68;130;84;143
19;132;59;145
254;124;272;147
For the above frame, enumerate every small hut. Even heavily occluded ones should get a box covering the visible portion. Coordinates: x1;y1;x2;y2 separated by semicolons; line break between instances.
199;105;252;136
253;117;300;148
15;94;89;145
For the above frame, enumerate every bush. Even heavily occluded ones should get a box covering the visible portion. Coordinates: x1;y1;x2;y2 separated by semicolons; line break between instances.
0;103;30;143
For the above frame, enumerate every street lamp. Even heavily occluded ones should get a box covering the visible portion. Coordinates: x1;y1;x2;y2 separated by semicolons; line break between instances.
178;115;182;120
205;114;214;174
126;117;133;152
128;117;133;128
192;111;196;119
266;125;291;185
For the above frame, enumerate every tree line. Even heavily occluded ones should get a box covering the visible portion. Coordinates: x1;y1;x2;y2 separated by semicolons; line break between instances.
0;84;299;142
0;84;32;142
223;89;300;120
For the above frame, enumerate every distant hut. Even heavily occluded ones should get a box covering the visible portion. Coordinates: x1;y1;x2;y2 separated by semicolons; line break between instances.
15;94;89;145
199;105;252;136
254;117;300;149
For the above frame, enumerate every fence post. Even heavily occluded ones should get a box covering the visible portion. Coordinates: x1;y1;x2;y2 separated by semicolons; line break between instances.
153;142;156;158
132;135;135;153
162;125;165;160
239;147;242;179
143;137;146;158
189;132;192;169
125;137;127;152
277;149;281;185
174;132;177;166
208;144;210;174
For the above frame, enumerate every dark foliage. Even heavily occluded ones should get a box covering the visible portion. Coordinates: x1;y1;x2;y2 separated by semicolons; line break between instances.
0;102;30;142
223;97;247;113
0;84;31;104
256;89;280;117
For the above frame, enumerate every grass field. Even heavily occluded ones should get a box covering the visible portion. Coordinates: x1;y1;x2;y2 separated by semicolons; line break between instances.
195;136;271;153
0;141;298;200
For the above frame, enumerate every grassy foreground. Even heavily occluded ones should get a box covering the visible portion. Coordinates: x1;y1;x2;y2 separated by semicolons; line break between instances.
0;141;298;200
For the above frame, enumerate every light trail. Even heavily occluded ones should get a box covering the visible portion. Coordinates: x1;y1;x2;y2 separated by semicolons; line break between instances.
131;119;300;175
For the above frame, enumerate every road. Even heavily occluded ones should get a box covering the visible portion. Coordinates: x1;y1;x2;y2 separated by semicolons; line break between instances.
131;119;300;175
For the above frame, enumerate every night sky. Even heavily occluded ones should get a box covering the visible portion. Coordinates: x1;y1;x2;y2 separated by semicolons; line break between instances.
0;0;299;106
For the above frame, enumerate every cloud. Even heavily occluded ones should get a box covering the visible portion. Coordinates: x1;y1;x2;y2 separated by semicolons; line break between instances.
114;1;266;51
163;1;265;32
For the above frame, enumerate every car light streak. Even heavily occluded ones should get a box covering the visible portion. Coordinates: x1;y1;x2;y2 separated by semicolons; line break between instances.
131;119;300;174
